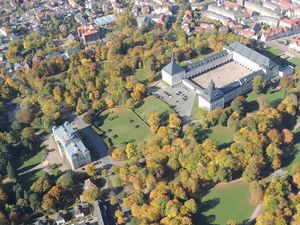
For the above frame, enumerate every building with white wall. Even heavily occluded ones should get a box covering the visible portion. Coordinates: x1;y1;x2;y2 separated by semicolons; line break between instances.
162;42;280;111
52;122;91;170
289;36;300;51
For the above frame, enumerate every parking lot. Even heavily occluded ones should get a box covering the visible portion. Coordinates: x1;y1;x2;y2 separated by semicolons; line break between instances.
150;82;195;123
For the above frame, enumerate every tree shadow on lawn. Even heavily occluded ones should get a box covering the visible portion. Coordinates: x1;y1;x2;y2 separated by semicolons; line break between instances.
14;143;45;174
194;198;220;225
194;127;212;143
18;168;44;190
218;142;233;150
246;100;258;113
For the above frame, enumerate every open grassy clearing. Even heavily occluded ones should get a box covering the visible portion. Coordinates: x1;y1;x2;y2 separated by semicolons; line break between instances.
289;57;300;66
135;68;151;83
191;96;201;120
247;89;286;109
135;95;173;122
98;109;152;146
199;181;254;225
208;125;234;148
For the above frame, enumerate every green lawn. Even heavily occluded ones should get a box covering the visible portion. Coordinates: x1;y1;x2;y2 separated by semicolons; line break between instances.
135;96;173;122
208;125;234;148
200;181;254;225
267;48;284;56
136;68;151;83
191;95;201;120
247;89;286;109
98;109;152;146
289;57;300;66
14;147;45;174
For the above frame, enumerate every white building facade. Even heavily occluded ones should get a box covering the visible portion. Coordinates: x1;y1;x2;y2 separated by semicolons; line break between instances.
52;122;91;170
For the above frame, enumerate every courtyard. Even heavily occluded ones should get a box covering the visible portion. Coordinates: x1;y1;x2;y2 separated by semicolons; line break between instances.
192;61;253;89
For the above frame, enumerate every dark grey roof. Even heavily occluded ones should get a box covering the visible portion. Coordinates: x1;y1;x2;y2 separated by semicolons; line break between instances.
163;57;185;76
200;82;224;102
185;50;229;72
228;42;276;69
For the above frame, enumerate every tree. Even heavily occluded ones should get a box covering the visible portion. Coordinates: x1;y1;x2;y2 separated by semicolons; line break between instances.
125;143;137;160
86;163;97;178
18;110;34;125
242;163;261;182
169;113;181;129
184;199;197;215
252;76;266;95
21;127;36;142
257;95;269;110
293;173;300;189
30;173;53;194
82;186;101;203
149;112;160;132
218;111;228;126
29;193;41;210
231;96;246;115
115;210;125;224
82;111;94;124
0;185;7;205
280;76;294;89
7;161;17;180
57;170;78;190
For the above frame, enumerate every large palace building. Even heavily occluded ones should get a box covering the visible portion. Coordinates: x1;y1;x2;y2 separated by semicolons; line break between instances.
162;42;280;111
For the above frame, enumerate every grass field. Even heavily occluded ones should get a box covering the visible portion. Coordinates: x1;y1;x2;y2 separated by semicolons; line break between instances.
247;89;286;109
289;57;300;66
208;125;234;148
14;147;45;174
267;48;284;56
191;96;201;120
98;109;152;146
136;68;151;83
135;95;173;122
200;181;254;225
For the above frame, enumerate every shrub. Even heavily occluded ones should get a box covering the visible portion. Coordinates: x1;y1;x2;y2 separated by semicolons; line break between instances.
135;125;140;128
128;139;135;143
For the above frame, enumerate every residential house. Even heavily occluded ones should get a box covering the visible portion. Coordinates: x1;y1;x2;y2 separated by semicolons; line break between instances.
94;14;117;27
75;14;88;25
289;35;300;51
77;25;100;44
63;47;81;59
